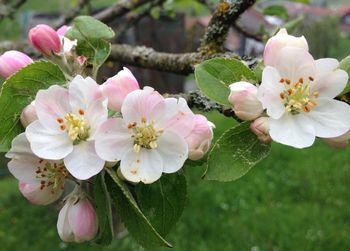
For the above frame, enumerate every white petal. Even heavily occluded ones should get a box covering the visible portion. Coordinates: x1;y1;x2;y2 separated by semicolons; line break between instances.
35;85;70;130
312;59;348;98
274;47;315;83
120;148;163;184
64;141;104;180
258;66;285;119
121;86;165;124
57;202;75;242
269;113;316;148
95;118;133;161
157;131;188;173
8;157;39;183
86;97;108;136
308;98;350;138
69;75;102;112
26;120;73;160
5;133;33;159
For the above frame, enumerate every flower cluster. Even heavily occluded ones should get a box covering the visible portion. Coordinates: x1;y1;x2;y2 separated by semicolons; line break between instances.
228;28;350;149
1;23;214;243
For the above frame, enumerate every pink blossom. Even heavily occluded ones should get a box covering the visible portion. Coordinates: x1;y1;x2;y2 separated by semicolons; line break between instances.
0;50;33;79
19;181;63;205
29;24;61;56
95;87;193;184
186;114;215;160
250;117;272;143
20;101;38;128
100;67;140;112
57;196;98;242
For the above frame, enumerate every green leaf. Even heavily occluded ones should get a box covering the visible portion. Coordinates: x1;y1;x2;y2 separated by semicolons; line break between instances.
289;0;310;4
194;58;256;106
65;16;115;72
283;15;304;34
0;61;66;152
93;171;114;245
203;122;271;182
105;169;172;249
339;55;350;95
135;173;187;237
263;5;289;20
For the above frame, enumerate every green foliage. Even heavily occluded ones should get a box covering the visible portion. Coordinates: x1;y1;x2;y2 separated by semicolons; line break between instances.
339;56;350;95
203;122;271;182
93;171;114;245
105;169;172;249
289;0;310;4
194;58;256;106
136;173;187;237
263;5;289;20
65;16;115;74
0;61;66;152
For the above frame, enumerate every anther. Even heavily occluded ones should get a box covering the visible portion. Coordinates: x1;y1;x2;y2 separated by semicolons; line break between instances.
280;92;285;99
286;79;291;85
60;125;66;130
57;118;64;124
280;78;285;83
79;109;85;115
309;76;314;81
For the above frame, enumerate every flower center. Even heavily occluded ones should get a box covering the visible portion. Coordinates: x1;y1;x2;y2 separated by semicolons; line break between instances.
129;117;163;152
35;159;68;194
279;77;319;115
56;109;90;143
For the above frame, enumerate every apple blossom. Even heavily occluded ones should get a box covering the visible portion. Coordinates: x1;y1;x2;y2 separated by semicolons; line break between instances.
56;25;77;54
250;117;271;143
322;130;350;148
29;24;61;56
26;75;108;180
100;67;140;112
258;47;350;148
6;133;67;204
20;101;38;128
0;50;33;79
228;81;263;121
264;28;308;67
95;86;193;184
57;191;98;243
186;114;215;160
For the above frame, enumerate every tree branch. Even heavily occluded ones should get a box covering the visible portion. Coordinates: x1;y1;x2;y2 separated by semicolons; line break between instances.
93;0;153;23
54;0;90;28
199;0;256;55
0;0;27;21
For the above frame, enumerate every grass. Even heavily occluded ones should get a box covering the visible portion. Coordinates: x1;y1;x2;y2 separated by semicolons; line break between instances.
1;112;350;251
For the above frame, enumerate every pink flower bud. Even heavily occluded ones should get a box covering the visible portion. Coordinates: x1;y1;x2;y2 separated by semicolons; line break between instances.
100;67;140;112
28;24;61;56
322;130;350;148
264;28;309;67
228;81;263;121
0;50;33;79
186;114;215;160
20;101;38;128
250;117;272;143
57;197;98;243
56;25;71;36
19;181;63;205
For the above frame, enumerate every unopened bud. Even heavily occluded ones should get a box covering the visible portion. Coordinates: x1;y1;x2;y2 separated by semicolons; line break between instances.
29;24;61;56
322;130;350;148
250;117;271;143
0;50;33;79
20;101;38;128
228;81;263;121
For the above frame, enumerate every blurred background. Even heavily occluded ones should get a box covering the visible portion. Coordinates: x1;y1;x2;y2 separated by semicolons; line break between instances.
0;0;350;250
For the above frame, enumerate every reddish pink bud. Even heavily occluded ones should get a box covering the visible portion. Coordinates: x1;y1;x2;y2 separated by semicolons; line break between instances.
186;114;215;160
0;50;33;79
57;197;98;243
56;25;71;36
322;130;350;148
228;81;263;121
250;117;272;143
28;24;61;56
19;181;63;205
100;67;140;112
20;101;38;128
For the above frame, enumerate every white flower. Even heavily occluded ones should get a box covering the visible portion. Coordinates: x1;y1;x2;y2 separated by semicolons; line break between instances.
95;86;194;184
6;133;67;205
26;75;108;180
228;81;263;121
264;28;309;67
258;47;350;148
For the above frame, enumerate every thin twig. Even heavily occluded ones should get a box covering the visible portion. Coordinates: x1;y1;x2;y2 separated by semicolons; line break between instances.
54;0;91;28
0;0;27;21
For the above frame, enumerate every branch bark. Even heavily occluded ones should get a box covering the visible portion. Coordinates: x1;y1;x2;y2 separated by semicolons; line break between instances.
0;0;27;21
199;0;256;55
54;0;91;28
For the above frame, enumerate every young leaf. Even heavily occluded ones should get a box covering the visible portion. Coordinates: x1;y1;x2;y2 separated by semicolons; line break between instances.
105;169;172;249
93;171;114;245
135;173;187;237
203;122;271;182
0;61;66;152
65;16;115;74
263;5;289;20
339;55;350;95
194;58;256;106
